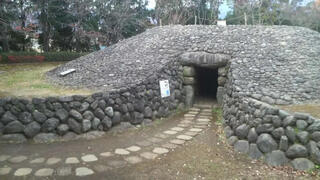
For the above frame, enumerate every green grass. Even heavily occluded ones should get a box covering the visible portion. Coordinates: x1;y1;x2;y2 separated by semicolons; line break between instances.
212;107;223;125
30;83;53;89
0;62;93;98
307;165;320;177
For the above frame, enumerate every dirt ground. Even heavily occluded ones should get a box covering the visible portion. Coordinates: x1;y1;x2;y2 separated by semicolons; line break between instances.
77;112;319;180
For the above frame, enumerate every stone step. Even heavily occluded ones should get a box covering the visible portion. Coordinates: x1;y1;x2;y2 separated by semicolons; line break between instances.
193;104;213;109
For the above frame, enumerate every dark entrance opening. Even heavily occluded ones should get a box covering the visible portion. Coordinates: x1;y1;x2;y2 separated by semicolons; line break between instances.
195;66;219;101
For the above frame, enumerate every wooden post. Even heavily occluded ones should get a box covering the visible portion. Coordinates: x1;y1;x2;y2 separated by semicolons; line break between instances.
195;16;197;25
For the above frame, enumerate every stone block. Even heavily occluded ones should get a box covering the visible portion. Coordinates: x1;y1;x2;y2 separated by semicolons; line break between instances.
234;140;249;154
266;150;289;166
257;133;278;153
183;66;195;77
286;144;308;158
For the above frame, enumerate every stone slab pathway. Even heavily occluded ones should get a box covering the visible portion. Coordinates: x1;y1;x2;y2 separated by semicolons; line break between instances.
0;106;213;178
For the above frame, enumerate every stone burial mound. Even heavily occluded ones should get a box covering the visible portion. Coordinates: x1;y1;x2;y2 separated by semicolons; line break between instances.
2;25;320;171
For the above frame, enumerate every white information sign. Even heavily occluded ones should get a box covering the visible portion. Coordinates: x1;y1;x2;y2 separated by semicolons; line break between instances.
159;80;170;98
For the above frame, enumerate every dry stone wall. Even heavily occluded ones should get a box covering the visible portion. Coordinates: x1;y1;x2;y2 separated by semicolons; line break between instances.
223;70;320;170
0;61;185;143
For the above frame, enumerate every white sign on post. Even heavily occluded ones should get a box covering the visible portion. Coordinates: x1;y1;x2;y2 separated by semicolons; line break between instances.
159;80;170;98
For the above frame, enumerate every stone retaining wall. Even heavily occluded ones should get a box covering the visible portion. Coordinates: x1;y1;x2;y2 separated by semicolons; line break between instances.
223;92;320;170
0;61;185;143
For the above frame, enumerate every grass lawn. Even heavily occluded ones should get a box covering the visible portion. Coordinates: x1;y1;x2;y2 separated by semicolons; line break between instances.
0;62;93;98
279;104;320;119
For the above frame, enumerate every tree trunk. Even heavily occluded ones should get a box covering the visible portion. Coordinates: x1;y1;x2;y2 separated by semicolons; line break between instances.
75;28;81;52
251;4;255;25
0;1;10;52
258;3;262;25
20;0;26;51
43;22;50;52
41;0;50;52
2;25;10;52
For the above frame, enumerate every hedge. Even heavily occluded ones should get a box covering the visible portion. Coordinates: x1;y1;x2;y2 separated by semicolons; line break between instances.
0;51;88;63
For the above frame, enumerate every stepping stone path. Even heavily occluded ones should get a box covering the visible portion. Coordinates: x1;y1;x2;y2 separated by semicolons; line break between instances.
0;155;11;162
0;106;213;178
184;114;196;117
57;167;72;176
76;167;94;176
100;152;113;157
197;118;211;122
162;143;178;149
35;168;54;177
126;146;141;152
153;147;169;154
46;157;61;165
14;168;32;176
65;157;80;164
195;125;208;128
0;167;11;175
140;152;158;160
81;154;98;162
155;133;169;139
30;157;45;164
189;128;203;132
9;156;28;163
115;148;130;155
185;131;198;136
170;139;186;145
164;130;178;135
177;135;193;141
171;127;184;131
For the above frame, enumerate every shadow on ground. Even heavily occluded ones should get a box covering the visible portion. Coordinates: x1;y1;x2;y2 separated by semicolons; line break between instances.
76;111;318;180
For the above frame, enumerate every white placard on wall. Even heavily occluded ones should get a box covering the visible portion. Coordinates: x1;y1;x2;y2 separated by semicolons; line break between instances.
159;80;170;98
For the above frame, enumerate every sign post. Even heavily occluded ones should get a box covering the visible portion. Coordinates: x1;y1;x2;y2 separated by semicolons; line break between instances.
159;80;170;98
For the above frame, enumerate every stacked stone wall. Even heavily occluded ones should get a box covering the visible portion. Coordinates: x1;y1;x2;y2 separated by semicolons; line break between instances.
0;61;185;143
223;79;320;170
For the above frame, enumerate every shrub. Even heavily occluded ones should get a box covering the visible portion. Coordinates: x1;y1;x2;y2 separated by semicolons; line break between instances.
7;55;45;63
0;51;88;63
42;52;88;62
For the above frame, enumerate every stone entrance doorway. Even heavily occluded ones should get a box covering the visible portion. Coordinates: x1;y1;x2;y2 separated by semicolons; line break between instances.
194;67;219;101
180;52;231;108
182;65;227;108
